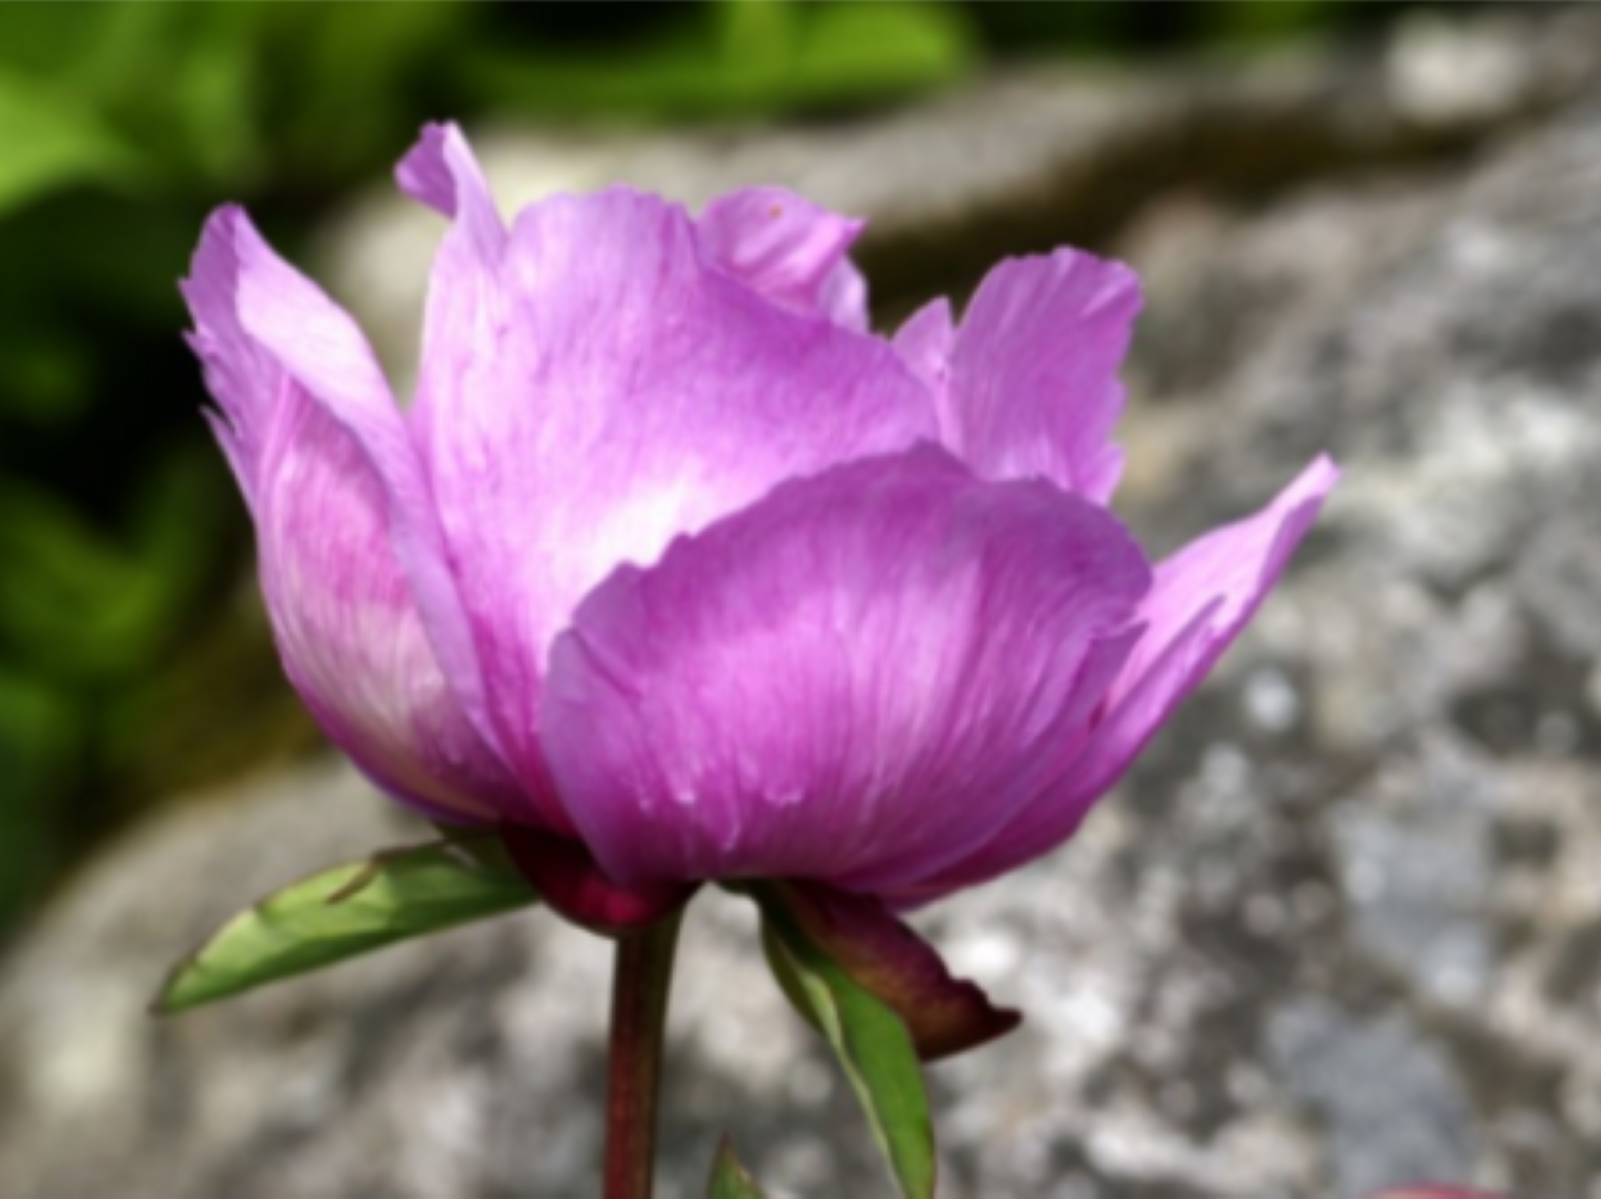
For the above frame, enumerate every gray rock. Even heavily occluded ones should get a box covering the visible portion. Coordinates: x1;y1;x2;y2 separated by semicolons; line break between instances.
7;12;1601;1198
1268;1001;1473;1198
1111;76;1601;1199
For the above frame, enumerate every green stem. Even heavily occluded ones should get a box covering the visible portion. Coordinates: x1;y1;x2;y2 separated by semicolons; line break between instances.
604;912;684;1199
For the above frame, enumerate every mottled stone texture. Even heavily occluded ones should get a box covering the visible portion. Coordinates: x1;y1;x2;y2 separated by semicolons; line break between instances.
5;11;1601;1198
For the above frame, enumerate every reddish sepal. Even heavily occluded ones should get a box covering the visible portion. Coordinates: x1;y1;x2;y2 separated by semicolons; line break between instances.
499;823;696;936
757;880;1020;1061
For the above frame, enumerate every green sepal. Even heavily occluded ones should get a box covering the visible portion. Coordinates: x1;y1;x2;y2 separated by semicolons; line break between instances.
759;915;821;1037
706;1137;770;1199
153;833;538;1013
760;895;937;1199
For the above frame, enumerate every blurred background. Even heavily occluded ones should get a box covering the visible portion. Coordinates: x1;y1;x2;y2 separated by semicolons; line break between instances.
6;3;1601;1197
0;0;1464;940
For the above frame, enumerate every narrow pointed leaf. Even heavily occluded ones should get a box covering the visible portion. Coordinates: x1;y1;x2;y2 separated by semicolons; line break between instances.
707;1138;770;1199
762;901;936;1199
153;835;537;1013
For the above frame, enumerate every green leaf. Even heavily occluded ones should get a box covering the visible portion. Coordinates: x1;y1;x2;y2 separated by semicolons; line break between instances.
0;69;145;217
706;1138;770;1199
153;836;538;1013
763;903;936;1199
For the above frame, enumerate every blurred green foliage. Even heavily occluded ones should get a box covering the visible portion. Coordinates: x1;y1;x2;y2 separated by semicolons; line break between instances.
0;0;1454;934
469;2;972;120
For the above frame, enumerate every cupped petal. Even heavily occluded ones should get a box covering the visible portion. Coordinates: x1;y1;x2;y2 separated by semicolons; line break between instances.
540;444;1150;892
892;298;955;431
391;126;531;780
696;186;869;331
903;455;1339;901
396;123;499;238
413;180;937;796
183;207;529;826
944;250;1140;503
397;121;508;456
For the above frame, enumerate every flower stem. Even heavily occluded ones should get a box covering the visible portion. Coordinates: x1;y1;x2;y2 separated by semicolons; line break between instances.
604;911;684;1199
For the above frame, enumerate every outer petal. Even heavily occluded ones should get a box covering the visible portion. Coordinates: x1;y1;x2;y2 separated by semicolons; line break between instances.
696;186;869;331
1087;454;1340;788
540;445;1150;891
183;207;526;825
904;455;1339;900
410;160;937;796
944;250;1141;503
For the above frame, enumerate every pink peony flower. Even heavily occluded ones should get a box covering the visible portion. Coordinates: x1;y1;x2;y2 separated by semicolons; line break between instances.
184;122;1335;925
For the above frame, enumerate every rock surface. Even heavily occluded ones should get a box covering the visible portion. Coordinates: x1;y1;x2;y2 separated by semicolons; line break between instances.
6;12;1601;1199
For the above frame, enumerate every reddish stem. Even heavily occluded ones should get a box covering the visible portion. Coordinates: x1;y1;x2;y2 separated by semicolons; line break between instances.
603;912;683;1199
